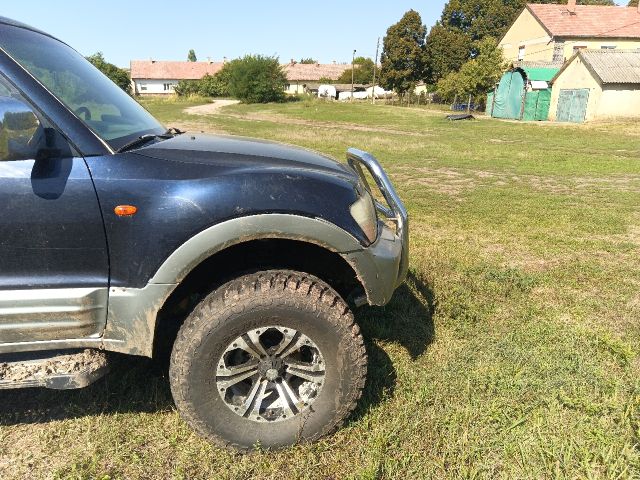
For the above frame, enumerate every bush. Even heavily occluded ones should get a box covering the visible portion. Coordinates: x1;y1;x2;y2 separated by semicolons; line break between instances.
226;55;287;104
174;79;201;97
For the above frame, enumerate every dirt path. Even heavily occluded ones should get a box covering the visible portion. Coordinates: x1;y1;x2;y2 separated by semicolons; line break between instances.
184;99;240;115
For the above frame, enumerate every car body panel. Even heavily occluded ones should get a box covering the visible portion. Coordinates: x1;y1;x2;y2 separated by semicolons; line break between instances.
84;135;366;288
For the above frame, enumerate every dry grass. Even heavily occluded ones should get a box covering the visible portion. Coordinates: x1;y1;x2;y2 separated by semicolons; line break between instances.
1;98;639;479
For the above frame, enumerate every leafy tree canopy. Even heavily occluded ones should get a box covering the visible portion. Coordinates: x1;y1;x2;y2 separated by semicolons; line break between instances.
426;0;615;84
436;37;506;103
86;52;131;94
380;10;427;94
188;49;197;62
424;25;471;85
226;55;287;103
440;0;615;43
299;58;317;64
338;57;376;84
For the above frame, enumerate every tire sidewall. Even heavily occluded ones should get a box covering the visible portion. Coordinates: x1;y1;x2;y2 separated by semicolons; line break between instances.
173;288;360;449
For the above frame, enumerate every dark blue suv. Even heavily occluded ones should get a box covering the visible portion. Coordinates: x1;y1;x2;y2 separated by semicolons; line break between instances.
0;17;408;449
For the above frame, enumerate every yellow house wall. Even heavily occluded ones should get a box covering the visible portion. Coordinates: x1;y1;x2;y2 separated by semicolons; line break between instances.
597;87;640;119
500;9;640;64
561;39;640;61
499;9;553;62
548;56;602;121
285;83;306;95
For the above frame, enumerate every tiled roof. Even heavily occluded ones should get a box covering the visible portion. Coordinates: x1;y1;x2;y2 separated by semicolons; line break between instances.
130;61;225;80
131;60;352;82
527;4;640;39
282;63;351;81
579;49;640;84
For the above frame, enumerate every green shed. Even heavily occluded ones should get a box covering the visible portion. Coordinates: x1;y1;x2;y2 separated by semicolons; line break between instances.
487;67;559;121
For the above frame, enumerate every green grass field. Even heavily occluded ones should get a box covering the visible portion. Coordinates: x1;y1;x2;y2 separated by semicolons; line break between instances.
2;97;639;479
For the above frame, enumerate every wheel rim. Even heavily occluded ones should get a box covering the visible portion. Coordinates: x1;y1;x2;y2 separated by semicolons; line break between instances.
216;326;325;423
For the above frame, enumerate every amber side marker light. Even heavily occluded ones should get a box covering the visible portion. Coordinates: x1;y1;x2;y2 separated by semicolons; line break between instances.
114;205;138;217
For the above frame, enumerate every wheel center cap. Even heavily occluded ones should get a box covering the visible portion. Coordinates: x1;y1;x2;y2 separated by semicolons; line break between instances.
258;356;283;380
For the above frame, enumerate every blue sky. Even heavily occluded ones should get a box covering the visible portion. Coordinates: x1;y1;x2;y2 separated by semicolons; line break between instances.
1;1;448;68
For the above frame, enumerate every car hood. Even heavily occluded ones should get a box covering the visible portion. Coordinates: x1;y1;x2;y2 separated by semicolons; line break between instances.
133;133;356;179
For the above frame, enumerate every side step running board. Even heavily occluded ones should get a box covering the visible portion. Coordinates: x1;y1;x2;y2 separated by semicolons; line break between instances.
0;349;109;390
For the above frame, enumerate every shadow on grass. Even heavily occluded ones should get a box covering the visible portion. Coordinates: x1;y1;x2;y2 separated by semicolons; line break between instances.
351;271;435;420
0;271;435;428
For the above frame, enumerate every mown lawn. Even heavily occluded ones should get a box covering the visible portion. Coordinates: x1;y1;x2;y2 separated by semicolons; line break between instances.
1;97;639;479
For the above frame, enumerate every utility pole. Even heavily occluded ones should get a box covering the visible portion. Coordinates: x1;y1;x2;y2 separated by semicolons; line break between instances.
351;49;356;102
372;37;380;105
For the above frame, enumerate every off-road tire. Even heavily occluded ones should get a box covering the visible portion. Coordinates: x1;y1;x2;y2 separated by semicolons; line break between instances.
169;270;367;450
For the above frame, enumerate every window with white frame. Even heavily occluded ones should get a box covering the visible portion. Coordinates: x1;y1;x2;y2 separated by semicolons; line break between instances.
518;45;526;61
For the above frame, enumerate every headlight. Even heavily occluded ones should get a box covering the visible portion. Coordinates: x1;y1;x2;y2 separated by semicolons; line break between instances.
350;190;378;244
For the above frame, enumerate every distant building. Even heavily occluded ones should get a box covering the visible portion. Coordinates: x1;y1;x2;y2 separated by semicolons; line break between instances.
130;60;224;95
549;49;640;122
130;59;353;96
499;1;640;65
281;61;351;95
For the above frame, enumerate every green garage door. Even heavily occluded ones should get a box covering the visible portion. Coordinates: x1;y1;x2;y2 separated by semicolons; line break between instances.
556;89;589;123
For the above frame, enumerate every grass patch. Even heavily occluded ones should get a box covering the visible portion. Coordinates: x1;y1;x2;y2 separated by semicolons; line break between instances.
2;97;639;479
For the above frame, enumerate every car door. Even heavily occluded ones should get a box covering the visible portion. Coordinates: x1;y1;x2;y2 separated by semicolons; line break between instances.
0;77;109;345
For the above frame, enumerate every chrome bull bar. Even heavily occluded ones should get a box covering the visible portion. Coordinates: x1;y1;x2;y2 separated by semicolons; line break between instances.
346;148;409;286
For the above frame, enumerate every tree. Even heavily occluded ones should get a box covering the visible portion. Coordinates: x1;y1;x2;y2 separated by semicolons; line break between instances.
175;62;234;97
226;55;287;103
188;49;197;62
440;0;615;44
424;25;471;84
338;57;375;84
427;0;616;84
379;10;427;94
436;37;506;103
86;52;131;94
299;58;317;64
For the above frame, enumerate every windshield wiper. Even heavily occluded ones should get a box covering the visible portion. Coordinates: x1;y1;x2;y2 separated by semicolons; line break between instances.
116;128;184;153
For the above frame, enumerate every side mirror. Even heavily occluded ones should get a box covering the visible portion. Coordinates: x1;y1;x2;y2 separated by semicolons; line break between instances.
0;96;49;161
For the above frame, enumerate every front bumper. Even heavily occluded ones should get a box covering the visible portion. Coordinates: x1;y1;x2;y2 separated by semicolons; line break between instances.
343;148;409;306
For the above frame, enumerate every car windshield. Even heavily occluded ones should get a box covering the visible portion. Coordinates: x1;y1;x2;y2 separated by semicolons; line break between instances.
0;24;165;151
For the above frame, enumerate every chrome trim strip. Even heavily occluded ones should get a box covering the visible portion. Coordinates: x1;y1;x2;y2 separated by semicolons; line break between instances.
0;288;108;343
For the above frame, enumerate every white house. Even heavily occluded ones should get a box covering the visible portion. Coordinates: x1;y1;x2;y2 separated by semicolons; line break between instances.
130;60;225;94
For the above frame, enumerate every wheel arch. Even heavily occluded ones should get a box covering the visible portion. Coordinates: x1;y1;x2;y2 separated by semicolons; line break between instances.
102;214;367;357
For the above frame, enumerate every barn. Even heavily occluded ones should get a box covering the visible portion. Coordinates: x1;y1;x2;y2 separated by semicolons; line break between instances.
549;49;640;123
487;66;559;121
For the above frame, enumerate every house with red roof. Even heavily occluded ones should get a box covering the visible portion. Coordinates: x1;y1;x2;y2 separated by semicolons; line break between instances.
130;59;351;95
499;0;640;65
130;60;225;94
281;61;351;94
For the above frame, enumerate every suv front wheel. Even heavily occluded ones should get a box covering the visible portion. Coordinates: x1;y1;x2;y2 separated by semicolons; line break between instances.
169;270;367;450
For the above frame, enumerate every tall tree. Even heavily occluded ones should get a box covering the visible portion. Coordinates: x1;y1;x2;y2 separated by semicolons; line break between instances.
86;52;131;94
188;49;197;62
427;0;616;84
441;0;614;45
379;10;427;94
424;24;471;85
436;37;506;102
